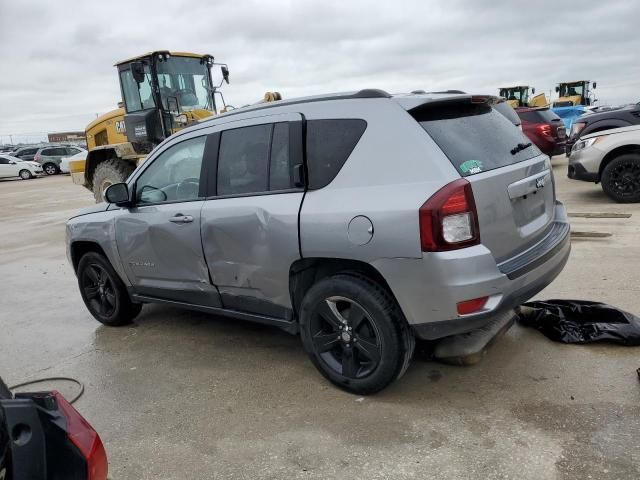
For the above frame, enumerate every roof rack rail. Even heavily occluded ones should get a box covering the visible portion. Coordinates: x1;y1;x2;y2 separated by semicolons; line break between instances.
411;90;427;94
427;90;467;94
352;88;391;98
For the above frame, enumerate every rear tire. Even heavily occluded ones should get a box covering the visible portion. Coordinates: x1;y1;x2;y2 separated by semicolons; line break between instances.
299;274;415;394
77;252;141;326
92;159;136;202
601;154;640;203
43;163;58;175
19;169;33;180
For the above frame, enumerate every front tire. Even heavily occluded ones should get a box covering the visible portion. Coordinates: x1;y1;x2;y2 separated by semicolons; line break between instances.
601;154;640;203
43;163;58;175
19;169;33;180
92;159;136;202
299;274;415;394
77;252;141;326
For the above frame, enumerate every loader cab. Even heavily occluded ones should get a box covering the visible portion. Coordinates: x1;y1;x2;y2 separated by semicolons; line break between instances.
554;80;596;107
499;86;529;108
116;51;229;153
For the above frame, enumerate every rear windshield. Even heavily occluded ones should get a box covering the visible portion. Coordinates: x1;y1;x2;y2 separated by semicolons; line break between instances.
518;109;561;123
414;102;542;176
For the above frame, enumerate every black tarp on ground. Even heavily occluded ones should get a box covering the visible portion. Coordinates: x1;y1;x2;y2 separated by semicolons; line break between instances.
519;299;640;345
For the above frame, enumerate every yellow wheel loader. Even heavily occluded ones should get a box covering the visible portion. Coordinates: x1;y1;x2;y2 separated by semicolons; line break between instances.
72;51;243;201
498;86;548;108
552;80;597;107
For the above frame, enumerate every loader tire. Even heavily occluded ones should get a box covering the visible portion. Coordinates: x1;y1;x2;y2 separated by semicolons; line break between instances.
92;159;135;202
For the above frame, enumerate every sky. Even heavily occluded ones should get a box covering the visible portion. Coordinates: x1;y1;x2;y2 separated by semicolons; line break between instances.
0;0;639;144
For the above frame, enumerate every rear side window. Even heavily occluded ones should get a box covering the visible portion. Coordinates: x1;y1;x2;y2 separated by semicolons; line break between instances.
517;109;561;123
306;119;367;189
415;102;542;176
217;124;271;196
269;123;292;191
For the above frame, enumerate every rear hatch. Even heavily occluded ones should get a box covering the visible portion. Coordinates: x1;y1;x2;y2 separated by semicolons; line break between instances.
411;97;556;262
521;108;566;139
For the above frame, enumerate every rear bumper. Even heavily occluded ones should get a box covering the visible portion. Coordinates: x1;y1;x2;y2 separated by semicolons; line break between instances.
374;202;571;340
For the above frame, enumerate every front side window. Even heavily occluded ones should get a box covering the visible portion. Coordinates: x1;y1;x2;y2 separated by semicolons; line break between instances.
0;157;9;164
135;136;206;204
120;65;155;113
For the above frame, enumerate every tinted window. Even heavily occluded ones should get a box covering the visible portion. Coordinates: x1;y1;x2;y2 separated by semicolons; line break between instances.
65;147;80;155
517;109;561;123
136;136;206;204
416;102;542;176
42;148;65;156
306;119;367;189
269;123;292;190
217;124;271;195
0;157;9;164
494;102;521;126
18;148;37;156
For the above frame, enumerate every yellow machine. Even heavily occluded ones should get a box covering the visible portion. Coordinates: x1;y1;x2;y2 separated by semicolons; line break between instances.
553;80;597;107
498;86;549;108
72;51;231;201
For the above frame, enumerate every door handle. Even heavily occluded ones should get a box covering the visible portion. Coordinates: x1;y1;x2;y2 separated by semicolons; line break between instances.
169;214;194;224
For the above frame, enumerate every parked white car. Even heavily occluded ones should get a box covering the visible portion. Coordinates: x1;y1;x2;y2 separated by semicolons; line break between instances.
0;154;43;179
60;151;87;174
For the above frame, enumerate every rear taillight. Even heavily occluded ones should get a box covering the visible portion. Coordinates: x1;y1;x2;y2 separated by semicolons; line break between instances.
34;152;41;162
535;124;553;137
53;391;108;480
419;178;480;251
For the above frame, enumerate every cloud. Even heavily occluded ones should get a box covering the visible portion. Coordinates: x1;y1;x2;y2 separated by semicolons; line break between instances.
0;0;638;143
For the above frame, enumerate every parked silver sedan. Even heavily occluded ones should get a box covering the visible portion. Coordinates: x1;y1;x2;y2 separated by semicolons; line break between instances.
568;125;640;202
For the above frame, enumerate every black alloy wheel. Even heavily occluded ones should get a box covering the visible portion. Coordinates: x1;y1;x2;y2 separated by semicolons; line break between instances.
309;296;382;379
81;263;117;318
299;274;415;394
601;154;640;203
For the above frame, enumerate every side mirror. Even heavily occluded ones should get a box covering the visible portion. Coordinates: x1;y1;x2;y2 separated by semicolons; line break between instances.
104;182;130;205
555;86;560;93
592;82;597;89
221;65;230;84
531;87;536;94
131;61;146;84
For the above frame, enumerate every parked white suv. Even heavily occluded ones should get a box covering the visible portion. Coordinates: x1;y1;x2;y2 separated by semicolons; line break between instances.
66;90;570;393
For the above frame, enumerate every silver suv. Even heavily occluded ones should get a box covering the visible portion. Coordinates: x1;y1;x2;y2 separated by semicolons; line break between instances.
35;145;85;175
66;89;571;394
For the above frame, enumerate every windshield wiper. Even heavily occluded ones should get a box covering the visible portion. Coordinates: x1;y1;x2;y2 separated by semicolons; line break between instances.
511;142;532;155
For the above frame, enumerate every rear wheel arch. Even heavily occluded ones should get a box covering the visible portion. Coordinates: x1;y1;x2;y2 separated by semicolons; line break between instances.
598;144;640;180
289;258;401;320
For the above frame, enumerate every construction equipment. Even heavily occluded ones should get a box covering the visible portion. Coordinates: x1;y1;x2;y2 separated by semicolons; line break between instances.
72;51;231;201
551;80;598;130
498;86;548;108
553;80;597;107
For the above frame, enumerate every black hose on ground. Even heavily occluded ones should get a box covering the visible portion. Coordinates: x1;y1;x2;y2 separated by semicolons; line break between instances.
8;377;85;404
